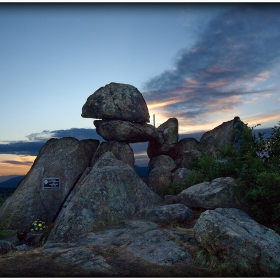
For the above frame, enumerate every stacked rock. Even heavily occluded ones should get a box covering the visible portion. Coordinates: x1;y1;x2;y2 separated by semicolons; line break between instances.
81;82;160;143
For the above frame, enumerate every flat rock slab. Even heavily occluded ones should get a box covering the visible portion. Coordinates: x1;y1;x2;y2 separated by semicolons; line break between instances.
43;243;114;275
81;82;150;123
79;219;193;266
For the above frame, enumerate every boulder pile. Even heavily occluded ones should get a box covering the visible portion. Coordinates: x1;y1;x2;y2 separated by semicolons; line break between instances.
0;82;279;277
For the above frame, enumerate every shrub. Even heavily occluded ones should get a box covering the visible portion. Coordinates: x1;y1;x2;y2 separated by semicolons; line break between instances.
182;122;280;233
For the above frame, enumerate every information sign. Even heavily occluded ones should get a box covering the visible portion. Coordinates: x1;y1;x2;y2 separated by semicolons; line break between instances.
43;178;60;189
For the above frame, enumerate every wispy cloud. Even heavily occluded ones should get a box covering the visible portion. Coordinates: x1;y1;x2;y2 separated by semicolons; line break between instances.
0;160;34;166
143;4;280;122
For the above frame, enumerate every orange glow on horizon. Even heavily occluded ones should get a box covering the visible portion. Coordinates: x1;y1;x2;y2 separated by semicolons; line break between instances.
0;155;36;176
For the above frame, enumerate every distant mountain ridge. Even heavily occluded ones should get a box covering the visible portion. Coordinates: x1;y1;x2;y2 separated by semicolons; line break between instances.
0;167;148;195
0;175;25;194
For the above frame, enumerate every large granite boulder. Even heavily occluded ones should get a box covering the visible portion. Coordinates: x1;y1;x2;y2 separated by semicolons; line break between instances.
174;138;200;158
46;152;162;244
81;82;150;123
147;118;178;159
194;208;280;276
149;155;176;172
94;120;159;143
147;167;172;193
172;168;191;186
175;150;202;169
199;120;234;156
91;140;134;167
177;177;240;209
0;137;99;230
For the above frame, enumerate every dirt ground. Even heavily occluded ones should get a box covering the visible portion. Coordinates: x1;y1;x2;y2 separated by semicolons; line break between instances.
0;244;214;277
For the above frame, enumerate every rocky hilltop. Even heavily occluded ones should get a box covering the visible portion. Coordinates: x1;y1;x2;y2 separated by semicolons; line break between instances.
0;82;279;277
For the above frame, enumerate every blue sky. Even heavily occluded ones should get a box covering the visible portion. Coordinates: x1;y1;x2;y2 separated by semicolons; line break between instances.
1;3;280;176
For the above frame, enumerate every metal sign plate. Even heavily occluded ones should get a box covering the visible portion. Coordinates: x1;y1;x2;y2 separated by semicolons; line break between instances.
43;178;60;189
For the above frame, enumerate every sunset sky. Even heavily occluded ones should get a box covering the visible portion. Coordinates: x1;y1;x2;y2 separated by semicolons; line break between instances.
1;3;280;177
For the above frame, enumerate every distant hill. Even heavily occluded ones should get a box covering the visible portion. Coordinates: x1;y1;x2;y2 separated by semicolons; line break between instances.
0;175;25;194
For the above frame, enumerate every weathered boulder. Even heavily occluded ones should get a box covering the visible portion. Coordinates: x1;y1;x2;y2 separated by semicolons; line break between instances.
177;177;239;209
147;118;178;159
91;140;134;167
174;138;200;159
141;204;193;223
199;120;234;156
147;167;172;193
172;168;190;186
79;219;193;266
46;152;162;244
43;243;114;275
0;137;99;230
149;155;176;172
0;240;16;254
194;208;280;276
81;82;150;123
94;120;159;143
175;150;202;169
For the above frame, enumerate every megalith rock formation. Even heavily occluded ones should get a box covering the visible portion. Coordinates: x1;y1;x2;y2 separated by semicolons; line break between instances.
0;137;99;230
46;152;162;244
81;82;150;123
177;177;240;209
94;120;158;143
194;208;280;276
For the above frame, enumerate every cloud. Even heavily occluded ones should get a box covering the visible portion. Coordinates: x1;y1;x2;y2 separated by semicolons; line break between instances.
0;160;34;166
143;4;280;121
0;128;104;156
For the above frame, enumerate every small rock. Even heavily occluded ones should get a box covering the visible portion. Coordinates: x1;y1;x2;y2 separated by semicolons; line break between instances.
0;240;16;254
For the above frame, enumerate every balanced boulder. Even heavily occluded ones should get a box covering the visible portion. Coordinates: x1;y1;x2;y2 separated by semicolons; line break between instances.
94;120;158;143
81;82;150;123
0;137;99;230
46;152;162;244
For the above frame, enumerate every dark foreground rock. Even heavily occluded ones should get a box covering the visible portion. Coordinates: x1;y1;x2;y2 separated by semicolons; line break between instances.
194;208;280;276
46;152;162;244
0;137;99;230
43;243;114;275
81;82;150;123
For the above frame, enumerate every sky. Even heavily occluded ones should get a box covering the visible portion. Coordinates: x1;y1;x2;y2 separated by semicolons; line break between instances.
0;3;280;177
